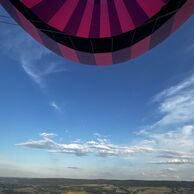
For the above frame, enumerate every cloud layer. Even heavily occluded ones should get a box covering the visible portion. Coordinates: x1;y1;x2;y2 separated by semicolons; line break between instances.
16;73;194;169
16;132;154;157
16;124;194;165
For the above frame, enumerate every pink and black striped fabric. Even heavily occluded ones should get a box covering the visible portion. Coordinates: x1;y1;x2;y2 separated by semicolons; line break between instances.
1;0;194;65
21;0;170;38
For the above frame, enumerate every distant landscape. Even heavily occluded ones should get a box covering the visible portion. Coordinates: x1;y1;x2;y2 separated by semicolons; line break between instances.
0;177;194;194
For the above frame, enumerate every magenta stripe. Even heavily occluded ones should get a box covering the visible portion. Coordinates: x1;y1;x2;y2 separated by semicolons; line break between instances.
114;0;135;32
64;0;87;35
22;0;43;8
48;0;79;31
77;1;94;38
100;0;111;37
137;0;167;17
95;53;113;65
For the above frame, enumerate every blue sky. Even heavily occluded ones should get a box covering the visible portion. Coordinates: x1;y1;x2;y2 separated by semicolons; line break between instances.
0;6;194;180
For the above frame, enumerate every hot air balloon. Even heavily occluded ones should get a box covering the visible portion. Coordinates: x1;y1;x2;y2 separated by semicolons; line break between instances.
1;0;194;65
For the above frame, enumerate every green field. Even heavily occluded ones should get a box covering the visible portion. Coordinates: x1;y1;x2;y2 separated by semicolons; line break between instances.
0;178;194;194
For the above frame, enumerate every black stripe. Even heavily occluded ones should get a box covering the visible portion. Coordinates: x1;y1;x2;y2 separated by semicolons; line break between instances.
123;0;149;26
89;0;101;37
107;0;122;36
32;0;66;23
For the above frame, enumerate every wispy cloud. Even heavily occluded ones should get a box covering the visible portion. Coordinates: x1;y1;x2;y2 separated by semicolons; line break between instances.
154;73;194;101
158;150;194;159
0;26;67;88
141;73;194;131
185;43;194;54
50;101;60;111
16;132;154;157
40;132;57;139
21;60;67;88
153;159;194;165
21;58;45;87
161;168;177;173
67;166;81;170
155;90;194;127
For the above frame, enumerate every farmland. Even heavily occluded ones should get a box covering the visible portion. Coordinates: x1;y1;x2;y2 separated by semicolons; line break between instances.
0;178;194;194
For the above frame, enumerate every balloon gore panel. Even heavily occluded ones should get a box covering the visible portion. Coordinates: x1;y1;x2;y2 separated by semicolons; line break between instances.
1;0;194;65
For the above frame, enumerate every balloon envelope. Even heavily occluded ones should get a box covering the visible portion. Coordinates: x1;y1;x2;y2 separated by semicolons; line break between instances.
1;0;194;65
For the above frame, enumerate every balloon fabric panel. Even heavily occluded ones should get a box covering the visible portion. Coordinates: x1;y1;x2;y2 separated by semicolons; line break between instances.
1;0;194;65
